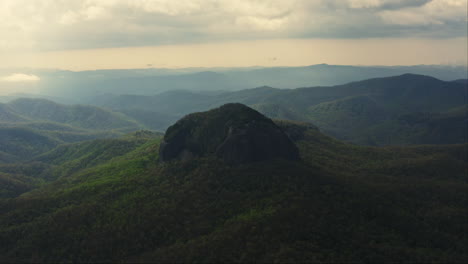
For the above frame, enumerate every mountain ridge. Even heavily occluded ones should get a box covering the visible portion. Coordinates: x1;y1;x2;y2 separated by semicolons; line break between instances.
87;73;466;145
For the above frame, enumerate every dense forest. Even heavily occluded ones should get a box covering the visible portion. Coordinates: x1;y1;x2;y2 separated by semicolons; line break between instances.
0;102;466;262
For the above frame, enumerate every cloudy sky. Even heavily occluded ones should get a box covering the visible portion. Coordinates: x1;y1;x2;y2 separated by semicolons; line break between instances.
1;0;467;70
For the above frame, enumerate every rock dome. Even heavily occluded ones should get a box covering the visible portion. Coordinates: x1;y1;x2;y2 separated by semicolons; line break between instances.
159;103;299;165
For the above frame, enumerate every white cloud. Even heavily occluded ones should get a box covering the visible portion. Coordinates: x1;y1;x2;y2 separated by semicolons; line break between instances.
129;0;204;15
235;16;290;31
59;11;80;25
2;74;40;82
58;3;111;25
348;0;388;8
346;0;418;8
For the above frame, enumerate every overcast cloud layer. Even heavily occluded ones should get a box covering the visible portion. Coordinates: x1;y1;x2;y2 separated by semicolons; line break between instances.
1;0;466;52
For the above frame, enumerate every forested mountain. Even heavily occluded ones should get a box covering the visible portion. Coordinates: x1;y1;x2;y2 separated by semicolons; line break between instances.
452;79;468;84
88;74;467;145
1;73;464;163
0;99;147;162
0;104;466;263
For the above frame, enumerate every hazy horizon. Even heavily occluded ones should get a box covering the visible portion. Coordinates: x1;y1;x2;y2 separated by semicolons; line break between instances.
2;0;467;70
2;37;466;71
1;0;467;93
0;63;466;97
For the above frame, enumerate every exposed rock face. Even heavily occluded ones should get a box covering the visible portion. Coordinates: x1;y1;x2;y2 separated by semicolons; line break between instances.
159;103;299;165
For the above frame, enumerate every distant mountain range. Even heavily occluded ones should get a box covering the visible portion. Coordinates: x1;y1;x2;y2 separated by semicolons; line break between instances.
1;64;466;99
87;74;467;146
0;73;465;163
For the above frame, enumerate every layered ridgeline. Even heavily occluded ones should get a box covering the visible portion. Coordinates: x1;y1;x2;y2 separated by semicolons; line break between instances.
2;74;464;164
16;64;468;98
90;74;467;146
0;104;466;263
0;98;147;163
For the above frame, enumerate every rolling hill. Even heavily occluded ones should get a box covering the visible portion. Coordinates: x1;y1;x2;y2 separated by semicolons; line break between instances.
0;127;61;162
0;99;150;163
7;98;142;131
0;130;161;199
0;104;30;123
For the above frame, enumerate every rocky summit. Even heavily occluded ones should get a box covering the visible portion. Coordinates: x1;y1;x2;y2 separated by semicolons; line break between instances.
159;103;300;165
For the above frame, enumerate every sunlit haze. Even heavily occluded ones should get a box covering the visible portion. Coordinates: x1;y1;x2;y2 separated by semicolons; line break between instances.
3;38;466;71
2;0;467;70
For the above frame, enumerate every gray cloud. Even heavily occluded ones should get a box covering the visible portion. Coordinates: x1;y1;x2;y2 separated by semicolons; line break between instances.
1;0;466;52
345;0;431;9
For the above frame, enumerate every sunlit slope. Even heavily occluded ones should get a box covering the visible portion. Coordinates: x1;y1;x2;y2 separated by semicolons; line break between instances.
0;131;161;199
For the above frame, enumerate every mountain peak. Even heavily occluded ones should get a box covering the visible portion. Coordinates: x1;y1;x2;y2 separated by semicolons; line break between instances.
159;103;299;165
